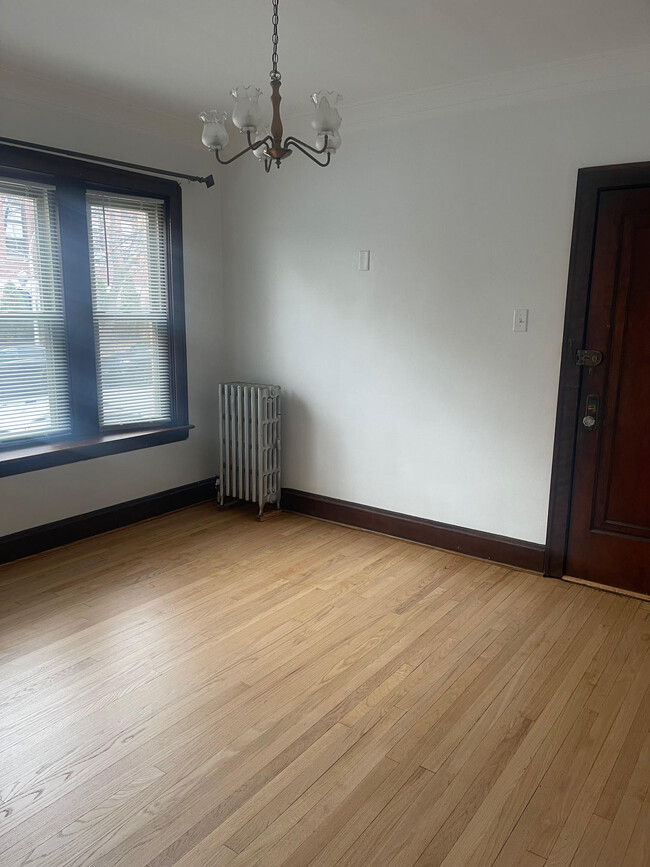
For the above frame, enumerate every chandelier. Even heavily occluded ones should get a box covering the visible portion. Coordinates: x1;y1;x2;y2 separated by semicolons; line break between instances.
199;0;341;172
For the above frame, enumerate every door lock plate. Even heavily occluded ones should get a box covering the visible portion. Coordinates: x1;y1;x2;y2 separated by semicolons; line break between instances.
583;394;600;430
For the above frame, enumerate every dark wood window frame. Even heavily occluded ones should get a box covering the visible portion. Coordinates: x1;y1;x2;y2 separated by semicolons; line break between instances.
544;160;650;577
0;145;190;477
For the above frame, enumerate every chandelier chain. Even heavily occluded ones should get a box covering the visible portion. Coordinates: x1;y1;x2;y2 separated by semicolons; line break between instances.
270;0;280;81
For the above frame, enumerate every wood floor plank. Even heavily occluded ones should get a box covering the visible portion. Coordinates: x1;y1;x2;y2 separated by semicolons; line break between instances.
594;680;650;821
271;756;398;867
620;784;650;867
543;636;650;867
516;854;547;867
595;731;650;867
453;596;629;867
568;814;610;867
1;505;648;867
429;608;616;866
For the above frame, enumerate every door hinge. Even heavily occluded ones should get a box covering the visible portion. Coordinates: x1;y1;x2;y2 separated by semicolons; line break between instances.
575;349;603;367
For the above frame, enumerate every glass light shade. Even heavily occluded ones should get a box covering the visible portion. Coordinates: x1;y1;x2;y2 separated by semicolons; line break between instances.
199;111;229;150
316;131;341;154
252;125;271;160
231;86;262;132
311;91;342;134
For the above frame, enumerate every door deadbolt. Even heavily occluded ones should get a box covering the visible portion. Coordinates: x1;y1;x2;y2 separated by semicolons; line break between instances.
582;394;599;430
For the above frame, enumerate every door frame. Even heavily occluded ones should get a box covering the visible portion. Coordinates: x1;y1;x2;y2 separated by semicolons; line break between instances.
545;160;650;578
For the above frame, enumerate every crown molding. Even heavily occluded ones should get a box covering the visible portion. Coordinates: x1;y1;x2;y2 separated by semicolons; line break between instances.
2;44;650;146
289;44;650;130
0;65;201;151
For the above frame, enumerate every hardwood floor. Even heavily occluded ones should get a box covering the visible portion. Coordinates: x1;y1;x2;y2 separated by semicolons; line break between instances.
1;504;649;867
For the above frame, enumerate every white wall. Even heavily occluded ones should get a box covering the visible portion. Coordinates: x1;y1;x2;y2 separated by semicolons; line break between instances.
222;85;650;544
0;97;224;535
4;80;650;543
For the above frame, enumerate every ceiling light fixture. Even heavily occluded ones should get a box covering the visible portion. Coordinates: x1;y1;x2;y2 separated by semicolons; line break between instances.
199;0;341;172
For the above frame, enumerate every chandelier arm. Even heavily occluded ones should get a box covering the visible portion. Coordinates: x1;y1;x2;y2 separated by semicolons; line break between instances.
289;141;332;167
214;149;249;166
264;157;272;173
214;134;273;165
247;131;274;150
284;134;329;155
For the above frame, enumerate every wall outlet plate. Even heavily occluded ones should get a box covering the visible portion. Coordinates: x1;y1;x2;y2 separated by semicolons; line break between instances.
513;308;529;332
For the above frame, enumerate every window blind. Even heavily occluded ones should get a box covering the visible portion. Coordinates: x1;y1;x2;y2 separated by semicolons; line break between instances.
86;192;171;428
0;179;70;443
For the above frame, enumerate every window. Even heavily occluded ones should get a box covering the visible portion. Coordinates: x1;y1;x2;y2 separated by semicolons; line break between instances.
0;180;69;443
87;192;172;427
0;147;189;476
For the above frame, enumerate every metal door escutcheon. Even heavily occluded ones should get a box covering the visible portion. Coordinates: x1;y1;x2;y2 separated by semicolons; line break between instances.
576;349;603;367
582;394;599;430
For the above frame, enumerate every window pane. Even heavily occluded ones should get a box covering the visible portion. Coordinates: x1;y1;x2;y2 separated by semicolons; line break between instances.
86;192;171;427
94;320;170;425
0;180;70;443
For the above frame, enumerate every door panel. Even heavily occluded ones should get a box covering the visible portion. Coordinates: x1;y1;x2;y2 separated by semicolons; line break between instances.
594;214;650;536
565;188;650;594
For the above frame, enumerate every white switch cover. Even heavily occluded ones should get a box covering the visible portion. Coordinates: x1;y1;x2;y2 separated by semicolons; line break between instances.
358;250;370;271
513;308;529;332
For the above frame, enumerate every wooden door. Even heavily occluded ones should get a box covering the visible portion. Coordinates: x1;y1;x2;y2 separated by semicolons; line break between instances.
564;186;650;594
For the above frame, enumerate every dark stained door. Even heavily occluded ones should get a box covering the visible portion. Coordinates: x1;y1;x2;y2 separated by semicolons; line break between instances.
565;187;650;594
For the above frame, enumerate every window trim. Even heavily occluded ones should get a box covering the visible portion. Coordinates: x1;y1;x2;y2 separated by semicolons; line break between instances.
0;146;189;475
0;426;193;477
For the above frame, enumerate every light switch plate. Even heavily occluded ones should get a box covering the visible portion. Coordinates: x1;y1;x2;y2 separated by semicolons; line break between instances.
358;250;370;271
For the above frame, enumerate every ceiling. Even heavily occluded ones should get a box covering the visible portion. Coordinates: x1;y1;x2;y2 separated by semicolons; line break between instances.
2;0;650;122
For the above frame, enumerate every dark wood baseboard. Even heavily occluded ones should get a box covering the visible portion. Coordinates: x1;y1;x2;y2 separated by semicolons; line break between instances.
1;481;545;572
282;488;546;573
0;478;216;564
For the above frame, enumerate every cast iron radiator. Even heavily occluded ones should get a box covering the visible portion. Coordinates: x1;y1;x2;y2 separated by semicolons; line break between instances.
217;382;281;517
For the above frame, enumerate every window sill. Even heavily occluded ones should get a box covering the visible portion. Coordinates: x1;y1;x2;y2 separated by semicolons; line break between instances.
0;425;193;478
